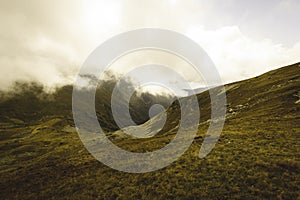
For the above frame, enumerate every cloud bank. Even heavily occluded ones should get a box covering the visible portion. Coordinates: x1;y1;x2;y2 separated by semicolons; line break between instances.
0;0;299;91
187;26;300;84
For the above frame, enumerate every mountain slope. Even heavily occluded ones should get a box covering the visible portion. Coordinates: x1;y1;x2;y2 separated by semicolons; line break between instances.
0;62;299;199
0;77;174;132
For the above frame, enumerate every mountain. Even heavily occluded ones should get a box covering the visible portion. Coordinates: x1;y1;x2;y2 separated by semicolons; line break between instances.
0;76;174;132
0;62;299;199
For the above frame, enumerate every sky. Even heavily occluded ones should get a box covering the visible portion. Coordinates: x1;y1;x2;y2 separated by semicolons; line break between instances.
0;0;299;92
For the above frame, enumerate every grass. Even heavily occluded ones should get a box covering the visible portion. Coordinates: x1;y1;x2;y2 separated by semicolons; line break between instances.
0;117;299;199
0;62;299;199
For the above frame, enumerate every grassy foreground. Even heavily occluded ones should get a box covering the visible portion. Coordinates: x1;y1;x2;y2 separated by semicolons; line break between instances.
0;63;299;199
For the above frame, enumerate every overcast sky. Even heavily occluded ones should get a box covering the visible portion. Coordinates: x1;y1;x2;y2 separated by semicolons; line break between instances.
0;0;299;91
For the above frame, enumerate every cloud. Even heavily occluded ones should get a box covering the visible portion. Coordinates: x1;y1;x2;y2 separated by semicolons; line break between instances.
0;0;121;91
0;0;299;91
186;26;300;84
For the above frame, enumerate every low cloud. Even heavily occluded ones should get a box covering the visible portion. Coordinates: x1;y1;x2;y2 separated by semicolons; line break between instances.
0;0;299;91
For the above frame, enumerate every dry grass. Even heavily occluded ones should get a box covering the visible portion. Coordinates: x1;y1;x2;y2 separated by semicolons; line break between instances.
0;63;299;199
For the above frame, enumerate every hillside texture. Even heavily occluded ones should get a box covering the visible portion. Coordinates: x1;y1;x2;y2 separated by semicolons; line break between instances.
0;63;299;199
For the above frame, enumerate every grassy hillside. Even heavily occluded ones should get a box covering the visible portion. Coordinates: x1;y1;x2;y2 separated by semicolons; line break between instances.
0;63;299;199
